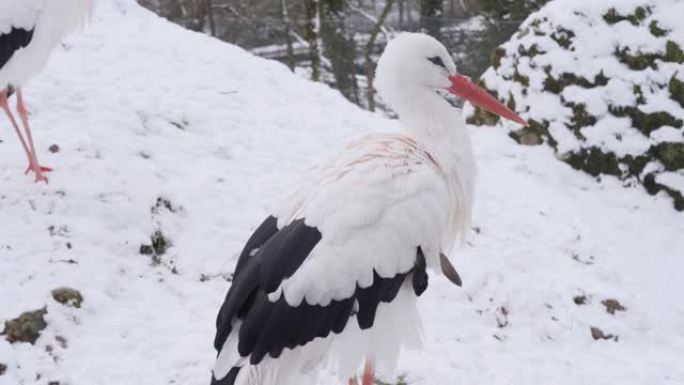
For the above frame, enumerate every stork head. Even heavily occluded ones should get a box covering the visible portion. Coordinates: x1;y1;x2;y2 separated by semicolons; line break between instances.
375;33;527;126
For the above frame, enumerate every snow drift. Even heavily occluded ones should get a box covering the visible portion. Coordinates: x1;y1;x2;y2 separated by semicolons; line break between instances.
1;1;683;385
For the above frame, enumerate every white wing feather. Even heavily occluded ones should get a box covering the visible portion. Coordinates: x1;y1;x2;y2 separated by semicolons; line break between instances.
275;133;456;306
0;0;44;33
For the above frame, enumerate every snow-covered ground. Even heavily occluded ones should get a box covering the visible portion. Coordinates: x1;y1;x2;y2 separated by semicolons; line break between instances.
1;1;683;384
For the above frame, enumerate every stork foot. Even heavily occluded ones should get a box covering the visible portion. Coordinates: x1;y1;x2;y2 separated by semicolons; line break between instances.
24;163;51;184
24;164;53;175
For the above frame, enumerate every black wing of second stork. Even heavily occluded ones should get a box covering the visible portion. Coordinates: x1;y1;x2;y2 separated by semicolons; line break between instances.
213;215;429;367
0;27;34;70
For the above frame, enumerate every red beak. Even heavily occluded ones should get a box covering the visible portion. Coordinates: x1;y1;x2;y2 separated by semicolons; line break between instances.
448;74;528;126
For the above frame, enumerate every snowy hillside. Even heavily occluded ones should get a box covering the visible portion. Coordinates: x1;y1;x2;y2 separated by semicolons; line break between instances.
1;1;683;385
467;0;684;211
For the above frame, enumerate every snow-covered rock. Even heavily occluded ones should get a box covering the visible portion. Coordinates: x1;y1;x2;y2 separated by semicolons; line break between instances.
467;0;684;211
1;1;683;385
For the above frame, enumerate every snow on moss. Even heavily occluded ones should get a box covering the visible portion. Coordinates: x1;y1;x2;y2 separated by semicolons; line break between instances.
466;0;684;210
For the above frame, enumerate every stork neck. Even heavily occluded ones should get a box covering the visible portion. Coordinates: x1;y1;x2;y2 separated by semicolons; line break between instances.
395;91;473;171
395;90;476;247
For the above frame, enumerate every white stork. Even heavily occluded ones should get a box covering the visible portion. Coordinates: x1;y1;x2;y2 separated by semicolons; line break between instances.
0;0;93;183
211;33;527;385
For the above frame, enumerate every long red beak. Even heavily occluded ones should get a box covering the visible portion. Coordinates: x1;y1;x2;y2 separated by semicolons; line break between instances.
448;74;528;126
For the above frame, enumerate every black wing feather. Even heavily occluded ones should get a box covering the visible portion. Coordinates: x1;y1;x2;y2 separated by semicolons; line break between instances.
213;216;430;376
0;28;35;71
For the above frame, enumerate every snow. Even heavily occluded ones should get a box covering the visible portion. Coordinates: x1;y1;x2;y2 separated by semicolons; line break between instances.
1;1;683;385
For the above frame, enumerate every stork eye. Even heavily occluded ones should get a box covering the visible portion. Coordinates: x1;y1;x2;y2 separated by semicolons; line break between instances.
428;56;446;69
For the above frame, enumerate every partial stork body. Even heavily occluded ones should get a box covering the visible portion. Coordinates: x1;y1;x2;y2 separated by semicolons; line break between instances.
211;33;527;385
0;0;93;183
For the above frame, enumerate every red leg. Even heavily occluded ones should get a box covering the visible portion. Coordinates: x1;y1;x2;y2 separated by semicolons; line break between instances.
361;358;375;385
16;88;51;183
1;89;34;167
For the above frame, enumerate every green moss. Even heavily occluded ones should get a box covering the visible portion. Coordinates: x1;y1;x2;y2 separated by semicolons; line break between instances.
644;173;684;211
652;142;684;171
563;148;622;177
615;47;660;70
491;47;506;70
1;308;48;344
517;43;545;58
649;20;668;37
609;105;683;136
616;41;684;70
665;41;684;63
603;6;649;26
512;69;530;87
550;27;575;49
51;287;84;309
565;103;595;139
543;69;608;94
669;75;684;107
622;154;650;177
507;92;516;111
633;85;646;104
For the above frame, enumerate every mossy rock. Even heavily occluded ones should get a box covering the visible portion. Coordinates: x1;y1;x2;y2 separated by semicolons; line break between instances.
491;47;506;70
51;287;84;309
609;105;683;135
517;43;545;58
665;41;684;63
509;119;550;146
543;70;608;94
616;41;683;70
622;153;650;177
652;142;684;171
649;20;668;37
615;47;660;70
563;148;621;177
633;84;646;104
467;106;501;126
603;6;649;26
509;127;543;145
1;308;48;344
565;102;595;139
550;27;575;49
512;69;530;87
466;81;504;126
670;75;684;107
644;173;684;211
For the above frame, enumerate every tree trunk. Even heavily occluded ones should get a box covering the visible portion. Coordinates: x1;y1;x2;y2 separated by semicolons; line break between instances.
281;0;295;71
320;0;359;103
399;0;404;28
304;0;322;81
365;0;395;111
207;0;216;36
420;0;443;39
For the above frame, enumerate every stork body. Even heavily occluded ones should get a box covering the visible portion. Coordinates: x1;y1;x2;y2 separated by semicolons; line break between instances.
0;0;93;183
211;33;527;385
